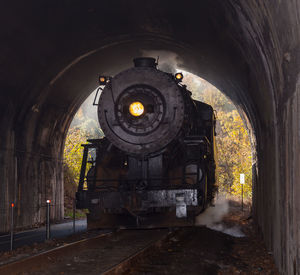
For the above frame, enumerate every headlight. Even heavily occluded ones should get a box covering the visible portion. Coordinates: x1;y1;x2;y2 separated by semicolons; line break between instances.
99;76;108;85
175;72;183;81
129;101;144;117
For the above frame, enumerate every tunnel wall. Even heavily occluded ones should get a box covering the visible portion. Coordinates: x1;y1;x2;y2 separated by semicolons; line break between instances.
279;75;300;273
248;4;300;274
0;93;64;232
0;1;299;274
0;95;15;232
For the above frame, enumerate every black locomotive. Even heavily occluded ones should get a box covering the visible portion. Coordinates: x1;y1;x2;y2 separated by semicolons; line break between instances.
76;58;217;229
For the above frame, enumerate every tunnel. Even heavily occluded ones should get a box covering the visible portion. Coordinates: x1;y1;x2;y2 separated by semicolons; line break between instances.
0;1;299;273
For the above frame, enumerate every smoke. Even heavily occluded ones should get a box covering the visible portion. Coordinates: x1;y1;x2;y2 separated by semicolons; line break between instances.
80;89;99;122
141;50;184;74
70;89;100;128
208;224;245;238
196;196;229;226
196;196;245;238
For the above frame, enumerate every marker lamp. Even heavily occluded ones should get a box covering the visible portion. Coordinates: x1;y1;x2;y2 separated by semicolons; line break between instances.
99;76;108;85
175;72;183;81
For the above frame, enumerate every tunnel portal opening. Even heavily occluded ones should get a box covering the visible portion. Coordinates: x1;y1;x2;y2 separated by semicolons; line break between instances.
63;60;254;224
0;0;298;273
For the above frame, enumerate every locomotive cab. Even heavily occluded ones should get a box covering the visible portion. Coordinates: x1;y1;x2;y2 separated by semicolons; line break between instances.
76;58;217;229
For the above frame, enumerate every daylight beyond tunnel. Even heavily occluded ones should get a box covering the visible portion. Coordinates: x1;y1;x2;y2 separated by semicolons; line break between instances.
0;1;299;274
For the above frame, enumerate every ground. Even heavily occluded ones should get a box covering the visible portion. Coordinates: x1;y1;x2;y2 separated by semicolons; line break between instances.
127;200;279;274
0;200;279;274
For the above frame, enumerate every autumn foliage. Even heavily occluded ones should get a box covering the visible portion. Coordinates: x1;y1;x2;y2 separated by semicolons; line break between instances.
185;72;252;199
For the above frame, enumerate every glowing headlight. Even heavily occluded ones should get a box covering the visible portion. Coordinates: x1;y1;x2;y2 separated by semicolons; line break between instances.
99;76;108;85
175;72;183;81
129;102;144;117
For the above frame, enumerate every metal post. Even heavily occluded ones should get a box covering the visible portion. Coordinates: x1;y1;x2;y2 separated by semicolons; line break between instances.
46;200;51;240
73;198;76;234
10;203;14;251
241;184;244;212
78;146;89;192
240;174;245;212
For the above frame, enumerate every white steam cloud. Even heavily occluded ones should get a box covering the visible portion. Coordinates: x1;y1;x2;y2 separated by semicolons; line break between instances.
196;196;245;238
196;196;229;226
141;50;183;73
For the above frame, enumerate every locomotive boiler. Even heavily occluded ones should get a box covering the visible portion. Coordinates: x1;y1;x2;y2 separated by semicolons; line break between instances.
76;57;217;229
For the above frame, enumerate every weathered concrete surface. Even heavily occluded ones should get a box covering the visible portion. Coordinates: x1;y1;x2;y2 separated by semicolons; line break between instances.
0;1;299;274
279;76;300;273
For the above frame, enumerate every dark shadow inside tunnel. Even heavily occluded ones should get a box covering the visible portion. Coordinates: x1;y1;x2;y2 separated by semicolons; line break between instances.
1;1;298;272
0;36;260;235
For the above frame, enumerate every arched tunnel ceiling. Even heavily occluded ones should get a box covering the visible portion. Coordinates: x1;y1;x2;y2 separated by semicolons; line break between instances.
45;40;253;138
1;0;291;152
0;1;299;274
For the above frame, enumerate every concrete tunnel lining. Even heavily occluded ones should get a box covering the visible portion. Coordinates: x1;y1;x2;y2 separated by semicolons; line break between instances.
0;34;267;267
0;1;299;273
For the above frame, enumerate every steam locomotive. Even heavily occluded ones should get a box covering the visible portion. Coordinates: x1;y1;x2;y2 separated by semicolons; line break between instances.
76;57;217;229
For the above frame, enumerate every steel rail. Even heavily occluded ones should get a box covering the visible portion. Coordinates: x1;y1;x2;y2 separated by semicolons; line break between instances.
102;230;175;275
0;229;174;275
0;231;114;275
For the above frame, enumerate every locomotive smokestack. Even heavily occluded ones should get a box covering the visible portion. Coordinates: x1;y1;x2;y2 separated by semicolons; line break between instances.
133;57;157;68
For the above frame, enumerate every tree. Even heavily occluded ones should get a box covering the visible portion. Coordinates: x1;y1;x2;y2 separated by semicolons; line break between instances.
184;73;252;199
64;127;88;184
64;105;103;185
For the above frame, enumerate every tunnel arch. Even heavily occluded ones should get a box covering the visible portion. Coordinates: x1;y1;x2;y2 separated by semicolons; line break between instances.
43;39;259;203
43;36;260;153
0;1;298;273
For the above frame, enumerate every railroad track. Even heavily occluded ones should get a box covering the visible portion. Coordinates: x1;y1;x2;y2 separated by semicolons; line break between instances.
0;228;173;275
